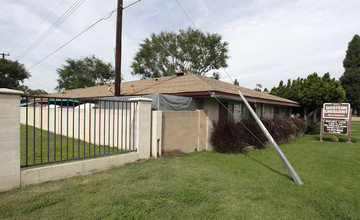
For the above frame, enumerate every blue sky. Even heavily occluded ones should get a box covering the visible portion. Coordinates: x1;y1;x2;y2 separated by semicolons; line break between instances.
1;0;359;93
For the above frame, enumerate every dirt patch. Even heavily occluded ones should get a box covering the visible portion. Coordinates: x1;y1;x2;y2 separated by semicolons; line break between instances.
162;150;186;157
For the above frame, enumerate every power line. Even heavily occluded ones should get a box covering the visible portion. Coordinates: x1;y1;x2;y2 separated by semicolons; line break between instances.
174;0;234;83
28;1;141;79
12;0;67;53
26;78;54;92
151;34;270;150
175;0;196;28
16;0;87;61
151;17;283;163
28;8;118;70
16;0;86;60
172;2;285;165
1;0;40;48
123;0;142;9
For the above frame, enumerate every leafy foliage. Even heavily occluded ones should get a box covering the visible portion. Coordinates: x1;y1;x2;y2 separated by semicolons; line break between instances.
254;83;262;92
211;72;220;80
233;79;239;86
16;85;47;95
131;27;229;78
270;73;345;113
0;59;30;89
340;34;360;115
55;55;114;91
210;116;306;153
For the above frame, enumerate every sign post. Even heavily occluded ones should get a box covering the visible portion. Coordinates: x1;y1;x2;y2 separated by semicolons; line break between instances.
320;103;352;143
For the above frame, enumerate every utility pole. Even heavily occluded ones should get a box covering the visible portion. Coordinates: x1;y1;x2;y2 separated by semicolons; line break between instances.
0;53;10;59
114;0;123;96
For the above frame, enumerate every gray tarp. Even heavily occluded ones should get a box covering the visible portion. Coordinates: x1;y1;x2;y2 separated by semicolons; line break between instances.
99;93;202;111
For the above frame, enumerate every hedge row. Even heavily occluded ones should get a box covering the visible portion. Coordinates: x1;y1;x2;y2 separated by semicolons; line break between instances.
210;116;306;153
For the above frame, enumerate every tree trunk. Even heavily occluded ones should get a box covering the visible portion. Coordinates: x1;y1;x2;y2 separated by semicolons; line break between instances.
303;106;309;127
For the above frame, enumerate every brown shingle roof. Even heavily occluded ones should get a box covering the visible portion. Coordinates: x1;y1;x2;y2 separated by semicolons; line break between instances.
46;73;299;106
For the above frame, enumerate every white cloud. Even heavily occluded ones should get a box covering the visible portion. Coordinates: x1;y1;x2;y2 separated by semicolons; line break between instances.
217;0;360;89
1;0;359;93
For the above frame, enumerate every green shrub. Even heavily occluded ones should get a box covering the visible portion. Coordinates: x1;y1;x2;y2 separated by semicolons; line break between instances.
307;122;321;135
330;136;339;142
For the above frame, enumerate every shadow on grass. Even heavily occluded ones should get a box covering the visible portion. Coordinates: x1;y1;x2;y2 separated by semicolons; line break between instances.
247;155;293;182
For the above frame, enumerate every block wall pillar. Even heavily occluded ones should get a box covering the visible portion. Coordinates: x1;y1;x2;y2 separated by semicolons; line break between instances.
129;98;152;159
0;88;23;192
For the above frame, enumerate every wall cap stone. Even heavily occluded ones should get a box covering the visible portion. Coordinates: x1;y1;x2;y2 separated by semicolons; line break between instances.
0;88;24;95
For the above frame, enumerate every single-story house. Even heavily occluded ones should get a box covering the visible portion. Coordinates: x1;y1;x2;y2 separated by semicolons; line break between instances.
46;72;299;122
43;72;300;154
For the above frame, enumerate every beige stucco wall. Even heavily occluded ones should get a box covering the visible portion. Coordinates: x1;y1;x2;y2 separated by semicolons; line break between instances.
203;99;219;150
161;110;206;153
151;111;162;158
203;99;219;122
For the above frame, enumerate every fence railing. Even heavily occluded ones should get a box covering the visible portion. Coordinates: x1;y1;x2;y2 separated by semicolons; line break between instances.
20;95;138;168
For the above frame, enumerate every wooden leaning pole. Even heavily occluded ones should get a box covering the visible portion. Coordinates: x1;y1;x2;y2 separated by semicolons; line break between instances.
238;90;303;184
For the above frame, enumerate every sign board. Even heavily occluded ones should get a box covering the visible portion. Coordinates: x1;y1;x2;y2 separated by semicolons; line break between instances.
323;103;350;119
323;119;348;135
320;103;352;142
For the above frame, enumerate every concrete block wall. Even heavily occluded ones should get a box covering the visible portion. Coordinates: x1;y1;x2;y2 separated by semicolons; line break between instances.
0;95;152;192
20;98;152;187
161;110;207;153
21;152;140;186
0;89;23;192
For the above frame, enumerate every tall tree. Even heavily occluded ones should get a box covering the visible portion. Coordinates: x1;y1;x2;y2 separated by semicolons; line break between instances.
131;27;229;79
340;34;360;116
0;59;30;89
271;73;345;115
55;55;115;91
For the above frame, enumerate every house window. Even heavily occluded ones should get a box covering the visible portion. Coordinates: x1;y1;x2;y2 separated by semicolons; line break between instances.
233;104;242;120
242;104;250;121
275;106;288;117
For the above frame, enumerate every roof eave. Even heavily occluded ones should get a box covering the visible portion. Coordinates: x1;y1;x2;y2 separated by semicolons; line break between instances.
162;91;300;107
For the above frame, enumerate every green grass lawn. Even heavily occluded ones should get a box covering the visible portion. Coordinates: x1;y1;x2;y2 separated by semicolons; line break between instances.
21;125;131;168
1;123;359;219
